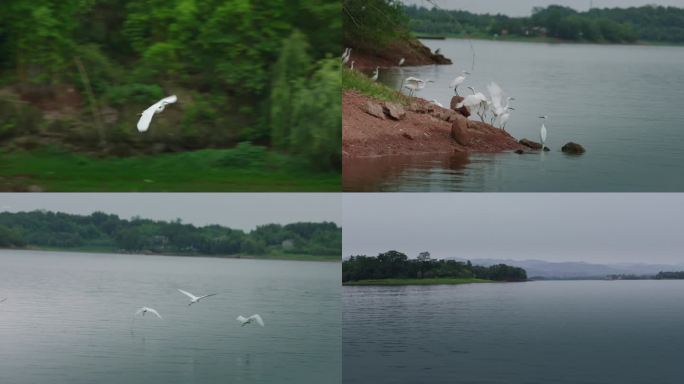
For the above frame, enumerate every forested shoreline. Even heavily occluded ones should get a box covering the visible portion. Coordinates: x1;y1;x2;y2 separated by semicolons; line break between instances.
342;251;527;283
0;0;341;188
0;210;341;260
406;5;684;44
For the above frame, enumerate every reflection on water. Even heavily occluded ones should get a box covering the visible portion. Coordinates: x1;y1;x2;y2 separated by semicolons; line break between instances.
344;39;684;192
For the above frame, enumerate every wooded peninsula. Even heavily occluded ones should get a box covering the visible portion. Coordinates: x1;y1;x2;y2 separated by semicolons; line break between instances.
0;210;341;261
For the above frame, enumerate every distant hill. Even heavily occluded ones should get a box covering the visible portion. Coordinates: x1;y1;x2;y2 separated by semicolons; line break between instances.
465;258;684;279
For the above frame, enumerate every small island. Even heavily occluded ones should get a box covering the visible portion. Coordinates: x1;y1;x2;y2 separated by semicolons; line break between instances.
342;250;527;285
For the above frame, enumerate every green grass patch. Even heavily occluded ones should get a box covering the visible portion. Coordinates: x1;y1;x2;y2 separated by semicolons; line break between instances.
342;68;409;105
0;146;339;191
343;278;493;286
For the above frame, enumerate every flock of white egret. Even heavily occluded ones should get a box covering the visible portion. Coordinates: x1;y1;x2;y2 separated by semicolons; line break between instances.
343;46;550;150
130;288;265;327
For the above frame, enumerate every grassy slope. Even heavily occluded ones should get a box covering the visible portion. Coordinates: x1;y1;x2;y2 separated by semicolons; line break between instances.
16;246;339;262
0;147;339;191
342;68;410;105
343;278;492;286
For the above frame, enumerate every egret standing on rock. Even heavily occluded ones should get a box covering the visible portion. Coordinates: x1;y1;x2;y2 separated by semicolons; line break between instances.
137;95;177;133
450;70;470;96
177;289;217;306
237;314;265;327
135;307;162;319
539;115;548;150
371;66;379;81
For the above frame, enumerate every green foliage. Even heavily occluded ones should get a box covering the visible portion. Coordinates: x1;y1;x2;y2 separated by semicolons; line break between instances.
0;210;341;258
404;4;678;44
343;0;409;48
0;97;43;139
216;142;268;167
342;67;409;104
343;250;527;282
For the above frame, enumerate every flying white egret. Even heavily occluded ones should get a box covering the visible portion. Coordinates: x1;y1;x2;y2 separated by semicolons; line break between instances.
177;289;217;306
450;70;470;96
371;66;379;82
402;77;433;97
398;58;405;66
237;314;265;327
487;82;515;128
457;86;489;122
539;115;548;150
430;99;444;108
135;307;162;319
137;95;177;133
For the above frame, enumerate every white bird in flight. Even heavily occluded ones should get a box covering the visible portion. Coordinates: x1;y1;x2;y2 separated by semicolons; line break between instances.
487;82;515;128
237;314;265;327
457;86;489;121
371;66;379;82
539;115;548;150
137;95;177;133
450;70;470;96
135;307;162;319
177;289;217;306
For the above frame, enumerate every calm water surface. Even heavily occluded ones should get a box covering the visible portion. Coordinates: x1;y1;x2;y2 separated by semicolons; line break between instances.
344;280;684;384
344;39;684;191
0;250;340;384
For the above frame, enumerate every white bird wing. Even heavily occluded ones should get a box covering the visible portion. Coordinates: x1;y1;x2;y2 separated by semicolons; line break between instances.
249;314;265;326
197;293;217;300
136;105;157;132
487;82;504;113
177;289;199;301
236;315;248;323
159;95;177;106
147;308;162;319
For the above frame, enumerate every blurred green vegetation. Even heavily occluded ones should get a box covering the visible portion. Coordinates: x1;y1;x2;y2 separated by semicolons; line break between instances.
0;0;341;188
405;5;684;44
342;0;410;50
0;210;341;260
342;68;409;104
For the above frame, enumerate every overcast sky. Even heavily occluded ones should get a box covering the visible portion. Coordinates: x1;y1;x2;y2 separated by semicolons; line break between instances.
402;0;684;16
343;193;684;264
1;194;340;231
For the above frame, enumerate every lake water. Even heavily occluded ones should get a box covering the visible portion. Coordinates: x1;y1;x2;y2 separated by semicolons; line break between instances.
344;39;684;191
0;250;340;384
344;281;684;384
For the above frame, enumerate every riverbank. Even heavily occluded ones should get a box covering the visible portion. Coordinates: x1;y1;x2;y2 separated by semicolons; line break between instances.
2;246;339;262
346;38;451;71
342;69;524;158
415;33;684;47
343;278;493;286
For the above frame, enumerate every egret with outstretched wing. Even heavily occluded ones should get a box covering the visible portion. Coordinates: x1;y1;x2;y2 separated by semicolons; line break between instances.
237;314;265;327
135;307;162;319
137;95;177;133
177;289;217;306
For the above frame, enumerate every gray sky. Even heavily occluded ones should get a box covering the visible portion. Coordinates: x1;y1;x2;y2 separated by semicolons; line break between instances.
1;194;340;231
343;193;684;264
403;0;684;16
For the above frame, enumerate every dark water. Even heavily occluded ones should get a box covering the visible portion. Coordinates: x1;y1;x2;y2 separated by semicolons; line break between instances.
344;281;684;384
344;39;684;191
0;250;340;384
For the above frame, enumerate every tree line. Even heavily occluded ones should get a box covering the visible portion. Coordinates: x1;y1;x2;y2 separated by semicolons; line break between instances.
342;250;527;282
0;210;341;259
655;271;684;279
405;5;684;44
0;0;340;170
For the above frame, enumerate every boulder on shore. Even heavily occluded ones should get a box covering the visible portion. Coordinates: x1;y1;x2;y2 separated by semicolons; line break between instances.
365;101;385;120
561;142;586;155
519;138;542;150
450;96;471;118
383;102;406;120
450;114;470;146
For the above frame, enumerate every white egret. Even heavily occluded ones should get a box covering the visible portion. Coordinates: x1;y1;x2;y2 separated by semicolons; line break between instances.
350;61;355;70
499;107;515;131
135;307;162;319
430;99;444;108
449;70;470;96
539;115;548;150
487;82;515;128
371;66;379;82
342;48;351;64
237;314;265;327
457;86;489;122
177;289;217;306
137;95;177;133
402;77;433;97
398;58;405;66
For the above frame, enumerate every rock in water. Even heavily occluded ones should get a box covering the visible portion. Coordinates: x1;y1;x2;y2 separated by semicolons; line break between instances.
561;142;586;154
519;139;543;150
515;149;524;154
383;102;406;120
365;101;385;120
450;96;471;118
451;114;470;146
